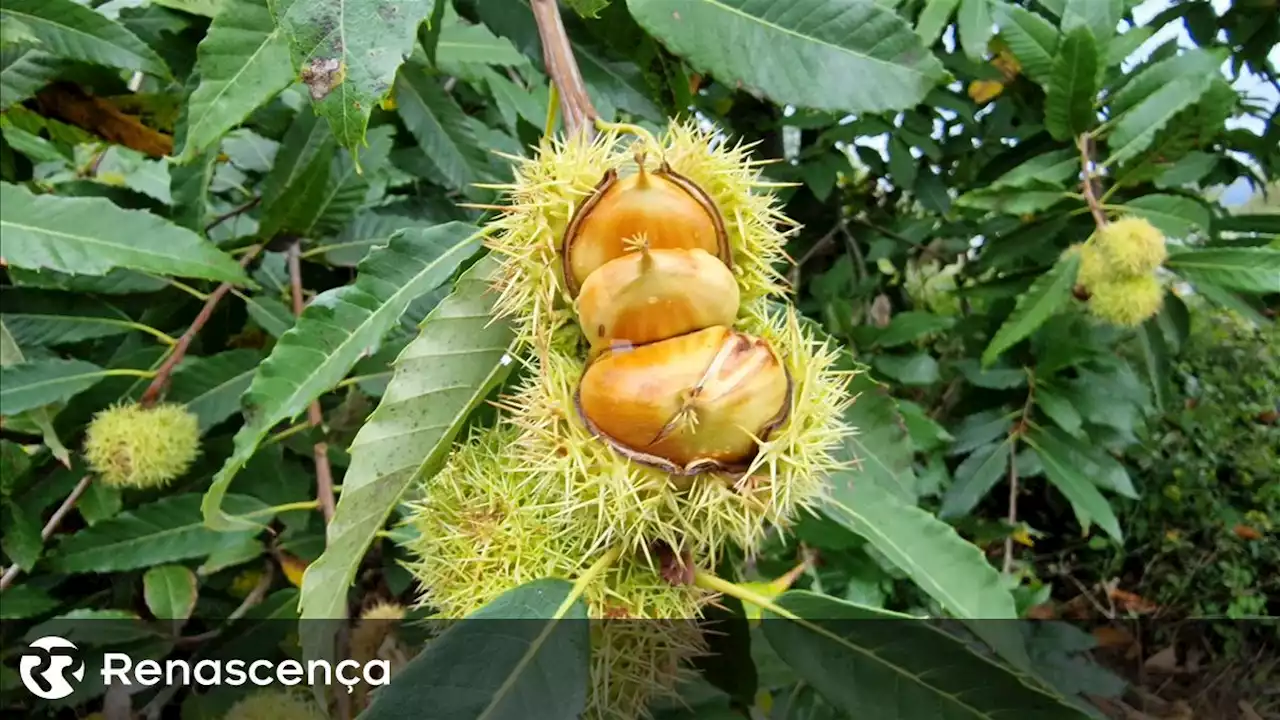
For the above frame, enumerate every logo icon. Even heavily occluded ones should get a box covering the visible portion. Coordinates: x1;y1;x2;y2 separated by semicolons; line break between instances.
20;636;85;700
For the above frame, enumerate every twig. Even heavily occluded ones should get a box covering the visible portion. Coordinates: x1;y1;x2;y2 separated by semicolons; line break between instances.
787;221;841;290
531;0;597;135
1005;370;1036;574
1078;135;1108;230
1063;573;1116;620
174;561;276;647
837;220;869;281
0;475;94;592
287;241;336;525
1003;447;1019;575
204;196;261;235
138;245;263;407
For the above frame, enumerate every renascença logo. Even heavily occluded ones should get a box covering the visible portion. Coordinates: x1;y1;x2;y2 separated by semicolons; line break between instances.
20;636;85;700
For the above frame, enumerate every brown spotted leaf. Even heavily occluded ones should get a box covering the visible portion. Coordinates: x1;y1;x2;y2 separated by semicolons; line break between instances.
272;0;437;151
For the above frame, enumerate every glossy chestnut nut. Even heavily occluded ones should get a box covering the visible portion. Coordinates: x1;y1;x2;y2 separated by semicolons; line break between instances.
562;158;730;297
575;326;791;475
576;245;739;351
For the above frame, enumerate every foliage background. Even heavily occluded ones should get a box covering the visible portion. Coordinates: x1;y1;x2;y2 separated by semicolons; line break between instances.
0;0;1277;718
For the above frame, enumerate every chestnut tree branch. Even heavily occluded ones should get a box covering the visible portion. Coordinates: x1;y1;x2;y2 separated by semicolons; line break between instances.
139;245;263;407
1004;369;1036;574
0;475;94;592
287;241;336;525
205;196;261;235
1078;135;1108;230
531;0;598;136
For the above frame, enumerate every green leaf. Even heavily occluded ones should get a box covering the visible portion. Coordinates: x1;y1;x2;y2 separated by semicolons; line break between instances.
142;565;198;622
51;494;270;573
169;143;217;231
274;0;437;150
1043;26;1098;141
956;188;1067;215
0;183;251;284
0;584;59;619
1216;214;1280;237
1119;194;1210;239
989;149;1078;190
1034;384;1082;436
298;255;515;624
243;294;295;338
0;288;149;347
1110;49;1223;118
565;0;611;18
762;591;1084;717
825;473;1017;619
626;0;945;114
1025;430;1123;542
394;63;491;191
477;65;548;133
1165;248;1280;294
993;2;1058;84
0;358;106;416
1104;25;1151;67
78;480;122;525
1107;65;1217;166
1;48;65;110
167;350;262;434
177;0;294;160
954;359;1028;389
957;0;993;62
1192;280;1270;326
260;108;336;220
871;311;956;348
201;224;482;531
360;578;590;720
2;500;43;571
982;252;1081;366
1136;316;1170;412
1059;0;1122;44
0;0;170;78
1029;424;1136;499
0;322;71;466
1153;151;1217;189
939;439;1013;519
436;16;528;71
151;0;225;17
872;352;939;385
5;266;167;295
259;118;392;238
839;371;917;503
916;0;960;47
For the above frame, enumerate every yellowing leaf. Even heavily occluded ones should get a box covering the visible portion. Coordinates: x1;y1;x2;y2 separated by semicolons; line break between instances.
968;79;1004;104
279;552;308;588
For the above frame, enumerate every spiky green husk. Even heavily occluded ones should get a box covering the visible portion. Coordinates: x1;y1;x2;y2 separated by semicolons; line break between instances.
483;121;795;349
504;305;851;564
1095;216;1167;277
403;120;852;718
403;426;711;719
83;403;199;489
1088;274;1165;327
222;690;325;720
479;119;849;559
1075;242;1111;289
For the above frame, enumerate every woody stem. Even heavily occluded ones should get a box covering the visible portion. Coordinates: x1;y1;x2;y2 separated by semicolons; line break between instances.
531;0;598;136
